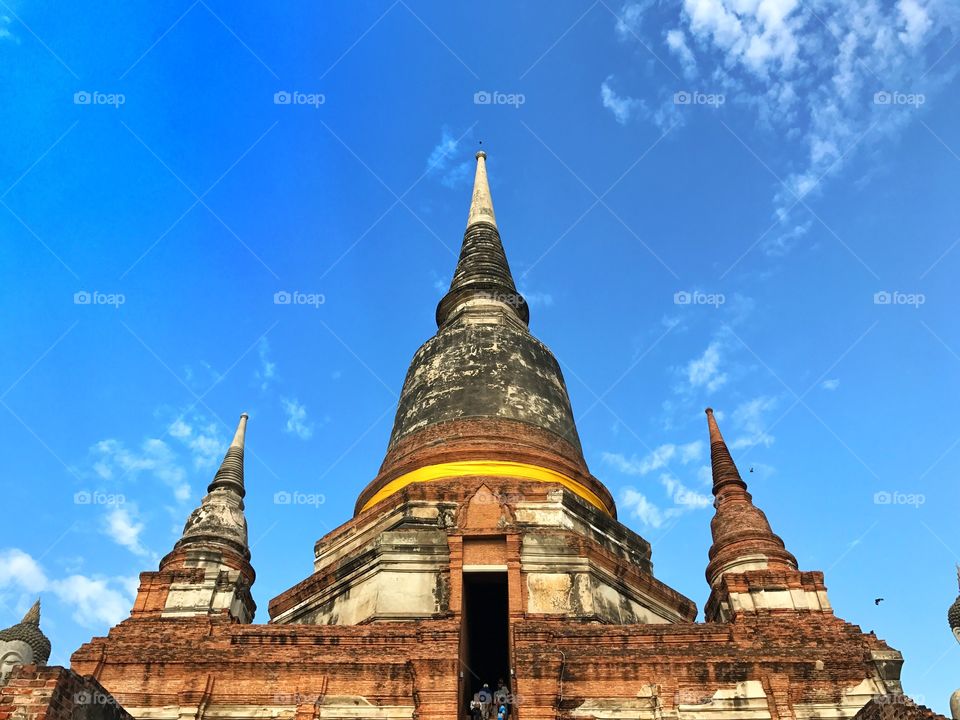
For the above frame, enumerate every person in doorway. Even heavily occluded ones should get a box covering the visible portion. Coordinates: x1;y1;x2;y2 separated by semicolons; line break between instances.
469;691;482;720
495;678;510;716
478;683;493;720
494;679;507;705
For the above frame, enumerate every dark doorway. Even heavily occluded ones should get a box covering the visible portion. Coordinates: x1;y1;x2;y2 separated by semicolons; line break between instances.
462;571;510;703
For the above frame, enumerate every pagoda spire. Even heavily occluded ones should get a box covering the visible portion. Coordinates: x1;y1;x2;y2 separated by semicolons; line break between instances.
356;151;615;518
467;150;497;229
173;412;250;559
138;412;256;622
704;408;797;588
435;151;529;329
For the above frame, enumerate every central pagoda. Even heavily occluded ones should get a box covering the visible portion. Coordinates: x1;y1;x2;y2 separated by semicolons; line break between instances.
268;152;693;697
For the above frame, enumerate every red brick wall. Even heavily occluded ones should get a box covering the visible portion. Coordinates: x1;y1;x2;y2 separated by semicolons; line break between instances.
0;665;132;720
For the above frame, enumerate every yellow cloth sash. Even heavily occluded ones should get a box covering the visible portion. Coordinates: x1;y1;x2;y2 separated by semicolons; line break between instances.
359;459;610;514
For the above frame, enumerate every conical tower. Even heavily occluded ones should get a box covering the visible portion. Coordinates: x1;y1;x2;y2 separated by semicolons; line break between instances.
131;413;256;623
355;151;613;517
703;408;831;622
271;153;693;644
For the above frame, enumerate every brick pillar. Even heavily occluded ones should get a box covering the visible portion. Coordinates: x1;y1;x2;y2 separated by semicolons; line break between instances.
449;535;464;617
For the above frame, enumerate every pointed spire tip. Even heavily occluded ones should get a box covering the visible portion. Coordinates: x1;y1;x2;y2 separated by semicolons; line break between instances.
230;413;248;448
22;598;40;625
467;149;496;229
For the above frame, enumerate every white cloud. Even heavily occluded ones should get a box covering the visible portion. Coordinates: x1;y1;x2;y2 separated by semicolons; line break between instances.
613;0;960;256
0;16;14;42
621;487;669;527
168;418;191;439
620;473;711;528
616;0;655;39
821;378;840;391
686;341;728;392
660;472;712;508
255;337;277;392
898;0;932;46
606;442;710;527
601;77;642;124
426;128;472;188
49;575;131;628
0;549;47;593
0;548;134;629
666;28;698;77
603;440;703;475
730;395;777;449
92;437;191;501
104;505;147;557
165;416;226;473
282;398;314;439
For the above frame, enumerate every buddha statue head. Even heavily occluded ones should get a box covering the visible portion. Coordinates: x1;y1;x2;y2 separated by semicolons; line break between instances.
949;566;960;645
0;600;50;683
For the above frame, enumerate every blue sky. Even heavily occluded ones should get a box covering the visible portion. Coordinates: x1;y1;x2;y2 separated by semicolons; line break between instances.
1;0;959;712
